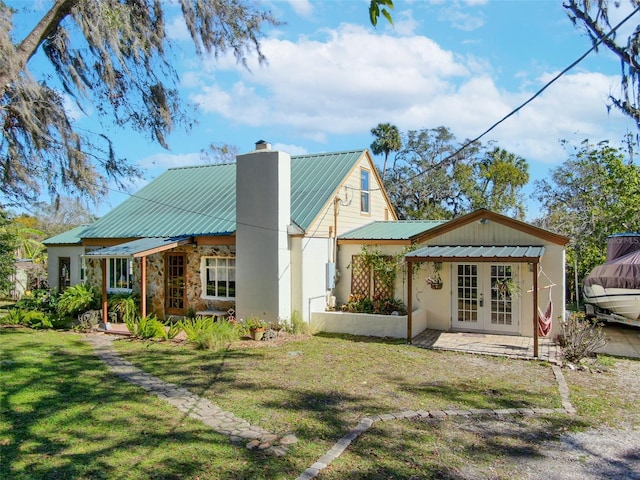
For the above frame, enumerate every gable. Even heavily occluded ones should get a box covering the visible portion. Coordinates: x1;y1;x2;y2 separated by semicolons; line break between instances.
414;209;570;246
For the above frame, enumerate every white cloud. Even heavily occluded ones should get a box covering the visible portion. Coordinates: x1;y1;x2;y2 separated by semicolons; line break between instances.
166;14;190;41
185;21;635;167
272;143;308;155
283;0;313;17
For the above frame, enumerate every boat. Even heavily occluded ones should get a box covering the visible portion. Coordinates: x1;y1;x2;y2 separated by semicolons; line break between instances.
583;233;640;326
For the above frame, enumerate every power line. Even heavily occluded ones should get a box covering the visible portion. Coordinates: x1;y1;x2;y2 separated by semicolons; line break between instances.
370;3;640;191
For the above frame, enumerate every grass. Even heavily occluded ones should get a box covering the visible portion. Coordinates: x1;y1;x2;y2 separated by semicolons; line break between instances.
2;327;637;479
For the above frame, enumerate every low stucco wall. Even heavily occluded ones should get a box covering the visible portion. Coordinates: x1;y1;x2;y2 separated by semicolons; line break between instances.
311;308;427;339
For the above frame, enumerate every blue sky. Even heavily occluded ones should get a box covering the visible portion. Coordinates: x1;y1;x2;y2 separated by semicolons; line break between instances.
12;0;640;217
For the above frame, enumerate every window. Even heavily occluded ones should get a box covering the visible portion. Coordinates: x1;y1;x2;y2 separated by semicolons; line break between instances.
360;169;370;213
108;257;133;292
201;257;235;299
79;256;86;283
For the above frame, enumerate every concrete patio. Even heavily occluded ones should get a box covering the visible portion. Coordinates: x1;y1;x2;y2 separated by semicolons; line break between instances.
412;329;561;363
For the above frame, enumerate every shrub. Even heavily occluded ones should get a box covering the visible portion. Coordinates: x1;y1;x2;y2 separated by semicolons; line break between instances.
110;295;138;323
556;312;607;363
126;314;166;340
22;310;53;329
1;308;25;325
340;294;406;315
57;284;99;317
180;316;241;350
16;289;55;313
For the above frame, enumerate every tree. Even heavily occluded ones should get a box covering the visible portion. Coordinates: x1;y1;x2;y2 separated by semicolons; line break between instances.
383;126;529;220
463;148;529;218
533;138;640;303
565;0;640;128
0;0;278;207
32;197;97;237
370;123;402;180
0;209;18;297
369;0;394;27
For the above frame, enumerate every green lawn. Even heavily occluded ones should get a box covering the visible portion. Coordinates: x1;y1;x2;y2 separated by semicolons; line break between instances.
2;328;635;479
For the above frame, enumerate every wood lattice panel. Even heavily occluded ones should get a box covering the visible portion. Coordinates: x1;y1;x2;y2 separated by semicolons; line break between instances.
350;255;371;298
373;269;393;298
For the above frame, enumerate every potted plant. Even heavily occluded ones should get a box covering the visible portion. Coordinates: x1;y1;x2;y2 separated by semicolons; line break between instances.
245;316;267;340
427;262;443;290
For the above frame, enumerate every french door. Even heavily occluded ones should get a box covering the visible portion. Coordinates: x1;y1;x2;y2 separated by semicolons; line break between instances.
453;263;519;333
165;253;186;315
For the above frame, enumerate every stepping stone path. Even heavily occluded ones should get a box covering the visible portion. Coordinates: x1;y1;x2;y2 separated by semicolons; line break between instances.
84;334;297;456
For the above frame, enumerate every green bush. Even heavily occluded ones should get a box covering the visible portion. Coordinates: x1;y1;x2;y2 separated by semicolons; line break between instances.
57;284;99;317
16;289;55;313
126;314;166;340
22;310;53;329
180;316;241;350
340;295;406;315
1;308;25;325
109;295;138;323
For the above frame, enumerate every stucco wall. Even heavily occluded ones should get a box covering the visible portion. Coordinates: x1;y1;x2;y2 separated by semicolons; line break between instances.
311;308;426;339
335;220;566;338
46;245;85;291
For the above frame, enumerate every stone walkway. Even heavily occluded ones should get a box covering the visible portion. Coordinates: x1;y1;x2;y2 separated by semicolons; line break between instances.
85;330;575;480
84;334;298;456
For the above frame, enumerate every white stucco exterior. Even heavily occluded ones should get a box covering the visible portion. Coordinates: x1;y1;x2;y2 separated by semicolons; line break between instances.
236;146;292;322
45;245;85;291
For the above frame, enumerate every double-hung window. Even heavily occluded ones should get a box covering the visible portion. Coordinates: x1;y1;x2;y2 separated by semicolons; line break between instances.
108;257;133;292
201;257;235;299
361;169;370;214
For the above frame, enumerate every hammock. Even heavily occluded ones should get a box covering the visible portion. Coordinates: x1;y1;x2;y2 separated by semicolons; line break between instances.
537;286;553;337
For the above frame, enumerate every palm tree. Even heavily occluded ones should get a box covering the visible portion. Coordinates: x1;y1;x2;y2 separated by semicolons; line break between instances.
370;123;402;180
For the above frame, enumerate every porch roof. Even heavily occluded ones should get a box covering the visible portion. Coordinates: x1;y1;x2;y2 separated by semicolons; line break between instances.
84;236;192;258
340;220;446;241
405;245;545;262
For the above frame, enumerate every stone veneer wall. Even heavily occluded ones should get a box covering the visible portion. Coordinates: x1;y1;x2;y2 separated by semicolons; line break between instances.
85;244;235;319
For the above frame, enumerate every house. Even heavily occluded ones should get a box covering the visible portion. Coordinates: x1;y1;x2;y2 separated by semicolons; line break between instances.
315;209;569;343
43;224;93;291
44;142;569;343
45;142;396;323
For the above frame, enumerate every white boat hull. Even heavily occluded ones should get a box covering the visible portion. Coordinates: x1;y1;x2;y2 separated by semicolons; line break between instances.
583;284;640;321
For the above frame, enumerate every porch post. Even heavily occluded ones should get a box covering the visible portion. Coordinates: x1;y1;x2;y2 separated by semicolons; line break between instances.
533;260;539;357
407;259;413;344
141;256;147;318
101;258;108;327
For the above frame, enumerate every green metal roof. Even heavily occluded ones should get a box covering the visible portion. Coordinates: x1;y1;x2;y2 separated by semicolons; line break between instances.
84;236;191;258
340;220;446;240
406;245;546;260
291;150;364;230
81;150;366;239
43;225;92;245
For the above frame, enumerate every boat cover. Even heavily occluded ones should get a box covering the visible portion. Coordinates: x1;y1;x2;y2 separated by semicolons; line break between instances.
584;250;640;289
606;233;640;261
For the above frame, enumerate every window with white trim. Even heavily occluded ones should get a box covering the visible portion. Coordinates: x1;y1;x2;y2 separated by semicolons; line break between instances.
361;169;370;213
108;257;133;292
201;257;235;299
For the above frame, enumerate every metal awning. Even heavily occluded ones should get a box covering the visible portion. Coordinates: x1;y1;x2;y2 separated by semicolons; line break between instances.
84;236;192;258
405;245;545;262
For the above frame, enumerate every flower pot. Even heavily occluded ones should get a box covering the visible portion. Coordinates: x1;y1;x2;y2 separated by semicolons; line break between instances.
430;282;443;290
250;327;265;340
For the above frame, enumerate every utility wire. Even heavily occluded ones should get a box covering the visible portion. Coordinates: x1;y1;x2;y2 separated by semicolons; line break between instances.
80;4;640;231
370;3;640;191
